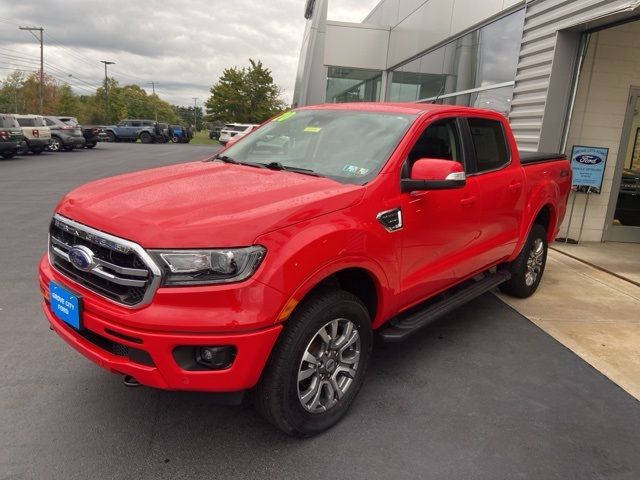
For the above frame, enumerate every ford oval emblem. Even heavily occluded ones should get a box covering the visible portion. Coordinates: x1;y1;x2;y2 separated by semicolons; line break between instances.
68;245;95;272
576;154;602;165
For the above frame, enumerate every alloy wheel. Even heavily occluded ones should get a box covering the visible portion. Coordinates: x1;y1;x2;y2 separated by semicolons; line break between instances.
297;318;361;413
525;238;544;286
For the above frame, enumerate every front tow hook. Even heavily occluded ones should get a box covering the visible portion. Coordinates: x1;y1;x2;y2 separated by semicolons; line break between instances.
123;375;141;387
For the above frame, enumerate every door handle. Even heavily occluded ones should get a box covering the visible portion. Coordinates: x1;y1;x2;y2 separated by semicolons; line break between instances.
508;182;522;193
460;196;476;207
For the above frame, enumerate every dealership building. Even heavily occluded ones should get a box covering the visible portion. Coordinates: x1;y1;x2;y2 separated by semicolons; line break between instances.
294;0;640;243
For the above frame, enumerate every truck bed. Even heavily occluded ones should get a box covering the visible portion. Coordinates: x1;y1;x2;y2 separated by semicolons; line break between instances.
519;151;566;165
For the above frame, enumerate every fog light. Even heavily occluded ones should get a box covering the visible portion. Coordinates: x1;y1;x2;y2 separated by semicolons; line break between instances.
196;346;236;370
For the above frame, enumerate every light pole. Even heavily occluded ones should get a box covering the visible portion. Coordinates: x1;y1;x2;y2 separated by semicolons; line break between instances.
101;60;115;122
19;26;44;114
192;97;198;131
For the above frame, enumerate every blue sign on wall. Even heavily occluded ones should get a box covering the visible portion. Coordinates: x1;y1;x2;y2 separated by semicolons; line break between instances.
570;145;609;194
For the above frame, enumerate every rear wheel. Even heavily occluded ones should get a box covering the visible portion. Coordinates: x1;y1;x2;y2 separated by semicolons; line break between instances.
1;151;17;159
254;289;372;437
499;223;548;298
140;132;152;144
85;142;97;149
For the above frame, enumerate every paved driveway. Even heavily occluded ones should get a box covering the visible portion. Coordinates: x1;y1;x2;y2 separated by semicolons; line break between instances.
1;143;639;479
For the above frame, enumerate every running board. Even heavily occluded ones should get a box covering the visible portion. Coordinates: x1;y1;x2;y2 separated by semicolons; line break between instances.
378;270;511;342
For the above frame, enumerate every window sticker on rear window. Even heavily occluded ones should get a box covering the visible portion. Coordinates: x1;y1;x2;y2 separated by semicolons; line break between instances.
303;126;321;133
274;111;296;122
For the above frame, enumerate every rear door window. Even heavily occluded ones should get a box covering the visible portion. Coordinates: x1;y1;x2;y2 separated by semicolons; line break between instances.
467;118;510;173
130;121;142;127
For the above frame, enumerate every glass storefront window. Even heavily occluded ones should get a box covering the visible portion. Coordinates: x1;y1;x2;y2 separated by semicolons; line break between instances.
388;8;525;107
326;67;382;103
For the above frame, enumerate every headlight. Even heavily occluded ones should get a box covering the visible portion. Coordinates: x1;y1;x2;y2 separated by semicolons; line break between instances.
150;246;266;286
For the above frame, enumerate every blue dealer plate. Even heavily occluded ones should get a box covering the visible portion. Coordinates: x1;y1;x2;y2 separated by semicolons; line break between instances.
49;281;82;330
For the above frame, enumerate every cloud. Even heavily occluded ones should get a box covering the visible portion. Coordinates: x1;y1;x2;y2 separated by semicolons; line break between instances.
0;0;378;106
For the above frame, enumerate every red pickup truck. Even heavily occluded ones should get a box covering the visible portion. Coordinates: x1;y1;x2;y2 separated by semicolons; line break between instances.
39;103;570;436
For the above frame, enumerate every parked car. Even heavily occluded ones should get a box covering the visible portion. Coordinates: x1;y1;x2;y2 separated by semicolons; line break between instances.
39;103;571;436
81;125;106;149
614;168;640;226
43;116;86;152
168;124;190;143
14;114;51;154
209;125;222;140
104;119;162;143
155;122;170;143
224;125;259;148
218;123;260;146
0;113;22;159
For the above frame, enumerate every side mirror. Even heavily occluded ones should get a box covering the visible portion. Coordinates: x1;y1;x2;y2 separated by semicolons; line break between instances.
401;158;466;193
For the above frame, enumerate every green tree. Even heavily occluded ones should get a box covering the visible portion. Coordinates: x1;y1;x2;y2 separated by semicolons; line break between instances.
0;70;25;113
54;84;81;117
173;105;204;130
205;59;286;123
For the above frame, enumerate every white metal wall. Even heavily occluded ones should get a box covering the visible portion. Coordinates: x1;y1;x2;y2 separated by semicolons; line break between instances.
509;0;640;151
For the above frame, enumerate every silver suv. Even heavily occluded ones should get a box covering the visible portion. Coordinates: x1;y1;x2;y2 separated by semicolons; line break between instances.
44;116;86;152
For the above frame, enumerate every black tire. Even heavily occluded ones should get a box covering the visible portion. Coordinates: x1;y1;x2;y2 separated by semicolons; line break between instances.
140;132;152;144
499;223;548;298
106;131;116;143
254;288;372;437
49;136;62;152
85;142;97;149
1;151;17;159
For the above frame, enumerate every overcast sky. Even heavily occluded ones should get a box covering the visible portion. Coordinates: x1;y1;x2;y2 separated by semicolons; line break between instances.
0;1;378;107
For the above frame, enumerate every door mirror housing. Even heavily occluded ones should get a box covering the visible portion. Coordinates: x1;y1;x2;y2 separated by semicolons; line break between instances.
401;158;466;192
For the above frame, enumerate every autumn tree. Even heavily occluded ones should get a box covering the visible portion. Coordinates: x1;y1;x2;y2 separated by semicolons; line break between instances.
205;59;286;123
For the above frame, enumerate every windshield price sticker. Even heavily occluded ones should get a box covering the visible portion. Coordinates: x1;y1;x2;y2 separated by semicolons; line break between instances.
275;111;296;122
570;145;608;194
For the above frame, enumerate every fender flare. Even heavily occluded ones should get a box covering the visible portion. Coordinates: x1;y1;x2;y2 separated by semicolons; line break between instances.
274;255;393;329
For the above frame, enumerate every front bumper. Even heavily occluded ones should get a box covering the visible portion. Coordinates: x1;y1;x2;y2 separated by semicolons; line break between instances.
39;256;284;392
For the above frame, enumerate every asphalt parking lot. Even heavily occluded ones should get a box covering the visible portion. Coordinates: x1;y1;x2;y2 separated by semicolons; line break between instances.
1;143;639;480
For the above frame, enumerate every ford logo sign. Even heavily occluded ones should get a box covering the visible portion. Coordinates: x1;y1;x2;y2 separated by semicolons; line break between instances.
68;245;95;272
576;154;603;165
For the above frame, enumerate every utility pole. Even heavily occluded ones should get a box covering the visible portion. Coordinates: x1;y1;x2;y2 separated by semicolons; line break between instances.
192;97;198;131
148;82;159;121
19;26;44;114
101;60;115;123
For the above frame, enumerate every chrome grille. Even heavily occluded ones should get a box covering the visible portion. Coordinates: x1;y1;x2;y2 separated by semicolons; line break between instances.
48;214;161;307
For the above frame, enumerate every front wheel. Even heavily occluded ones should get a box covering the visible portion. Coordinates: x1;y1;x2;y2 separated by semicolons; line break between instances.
254;289;372;437
85;142;97;149
106;131;116;143
499;223;548;298
48;136;62;152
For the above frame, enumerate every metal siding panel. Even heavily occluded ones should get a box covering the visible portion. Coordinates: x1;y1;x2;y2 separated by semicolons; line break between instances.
508;0;639;150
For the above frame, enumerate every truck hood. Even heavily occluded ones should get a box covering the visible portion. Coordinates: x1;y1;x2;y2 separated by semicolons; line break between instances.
55;161;365;248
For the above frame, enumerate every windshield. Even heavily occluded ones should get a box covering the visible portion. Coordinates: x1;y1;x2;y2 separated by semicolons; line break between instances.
221;109;416;184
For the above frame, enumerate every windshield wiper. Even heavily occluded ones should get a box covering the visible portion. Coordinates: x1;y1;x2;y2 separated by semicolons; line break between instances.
212;154;268;169
263;162;323;177
212;154;238;164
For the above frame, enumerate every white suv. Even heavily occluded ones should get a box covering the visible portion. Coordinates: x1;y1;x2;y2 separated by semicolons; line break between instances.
218;123;259;146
